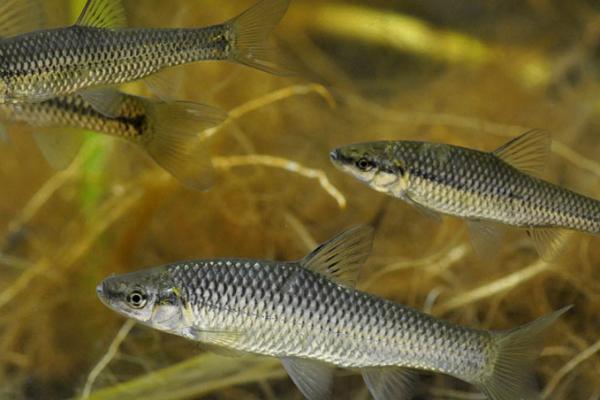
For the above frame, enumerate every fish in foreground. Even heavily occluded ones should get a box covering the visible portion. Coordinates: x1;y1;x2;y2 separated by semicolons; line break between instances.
0;90;226;190
0;0;289;111
330;130;600;260
97;225;569;400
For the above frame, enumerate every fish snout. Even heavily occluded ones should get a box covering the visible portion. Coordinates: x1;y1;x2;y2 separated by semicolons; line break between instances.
96;282;104;297
329;149;340;162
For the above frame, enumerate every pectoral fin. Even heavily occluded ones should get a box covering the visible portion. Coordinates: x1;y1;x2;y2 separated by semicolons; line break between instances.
0;0;45;37
362;366;417;400
32;127;84;170
493;129;551;177
281;357;333;400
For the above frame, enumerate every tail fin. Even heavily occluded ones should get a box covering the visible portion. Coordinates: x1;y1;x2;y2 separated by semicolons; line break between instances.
141;99;227;191
226;0;290;75
476;306;571;400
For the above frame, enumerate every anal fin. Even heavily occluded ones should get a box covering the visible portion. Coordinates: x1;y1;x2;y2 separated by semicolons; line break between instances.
79;88;124;118
32;127;84;170
527;227;569;261
143;67;185;101
281;357;333;400
362;366;417;400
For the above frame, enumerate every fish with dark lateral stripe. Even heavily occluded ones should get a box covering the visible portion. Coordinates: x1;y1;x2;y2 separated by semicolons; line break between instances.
330;130;600;260
0;90;226;190
96;225;570;400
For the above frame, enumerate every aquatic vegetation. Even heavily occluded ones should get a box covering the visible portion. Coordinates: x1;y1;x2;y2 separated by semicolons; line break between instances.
0;0;599;399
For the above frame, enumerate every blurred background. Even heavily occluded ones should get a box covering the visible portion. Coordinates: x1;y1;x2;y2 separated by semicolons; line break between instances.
1;0;599;399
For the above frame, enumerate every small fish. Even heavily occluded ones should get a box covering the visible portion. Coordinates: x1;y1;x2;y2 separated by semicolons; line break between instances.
0;0;289;111
330;130;600;259
97;225;569;400
0;89;226;190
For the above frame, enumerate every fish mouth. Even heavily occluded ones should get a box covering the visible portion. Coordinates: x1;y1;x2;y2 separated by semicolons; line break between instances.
96;282;110;307
329;149;349;169
329;149;340;162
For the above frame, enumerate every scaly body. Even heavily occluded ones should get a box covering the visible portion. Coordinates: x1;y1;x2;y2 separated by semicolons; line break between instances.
1;93;151;142
330;131;600;258
0;91;226;190
97;226;568;400
167;259;490;379
0;26;230;102
375;141;600;233
0;0;288;103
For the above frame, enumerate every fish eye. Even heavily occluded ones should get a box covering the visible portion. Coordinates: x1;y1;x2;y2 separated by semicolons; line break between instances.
126;290;147;309
356;157;374;171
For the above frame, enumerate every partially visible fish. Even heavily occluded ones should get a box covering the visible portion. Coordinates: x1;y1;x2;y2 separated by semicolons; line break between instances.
0;90;226;190
96;225;569;400
0;0;289;112
330;130;600;259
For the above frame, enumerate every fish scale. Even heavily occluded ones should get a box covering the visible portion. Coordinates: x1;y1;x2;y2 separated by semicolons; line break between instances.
0;26;230;101
0;93;148;140
330;131;600;259
170;259;491;378
0;0;289;103
402;143;600;230
97;225;569;400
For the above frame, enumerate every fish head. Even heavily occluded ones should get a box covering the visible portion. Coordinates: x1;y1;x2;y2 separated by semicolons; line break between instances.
330;142;408;195
96;267;186;332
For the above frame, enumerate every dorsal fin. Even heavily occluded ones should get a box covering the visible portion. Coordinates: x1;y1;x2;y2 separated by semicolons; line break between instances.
0;0;45;37
493;129;551;177
301;225;374;287
76;0;126;29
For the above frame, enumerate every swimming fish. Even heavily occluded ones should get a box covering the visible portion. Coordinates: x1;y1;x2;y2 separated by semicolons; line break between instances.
96;225;569;400
0;89;226;190
0;0;289;112
330;130;600;259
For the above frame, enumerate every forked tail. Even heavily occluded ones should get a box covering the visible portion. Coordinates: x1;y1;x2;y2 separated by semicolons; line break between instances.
225;0;291;75
141;98;227;191
475;306;571;400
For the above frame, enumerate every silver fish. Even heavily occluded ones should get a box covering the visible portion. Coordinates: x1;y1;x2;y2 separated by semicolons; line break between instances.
0;0;289;111
97;225;569;400
330;130;600;259
0;89;226;190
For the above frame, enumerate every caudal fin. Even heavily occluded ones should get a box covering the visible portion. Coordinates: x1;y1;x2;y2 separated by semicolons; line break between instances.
141;99;227;191
226;0;290;75
476;306;571;400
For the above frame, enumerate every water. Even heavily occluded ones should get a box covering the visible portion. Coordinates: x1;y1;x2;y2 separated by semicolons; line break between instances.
0;0;598;399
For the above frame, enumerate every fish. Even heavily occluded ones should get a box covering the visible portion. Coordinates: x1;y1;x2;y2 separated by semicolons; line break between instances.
0;0;289;113
0;89;227;190
96;225;569;400
329;130;600;260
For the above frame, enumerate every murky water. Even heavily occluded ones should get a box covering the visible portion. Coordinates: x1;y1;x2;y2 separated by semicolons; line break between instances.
1;1;599;399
